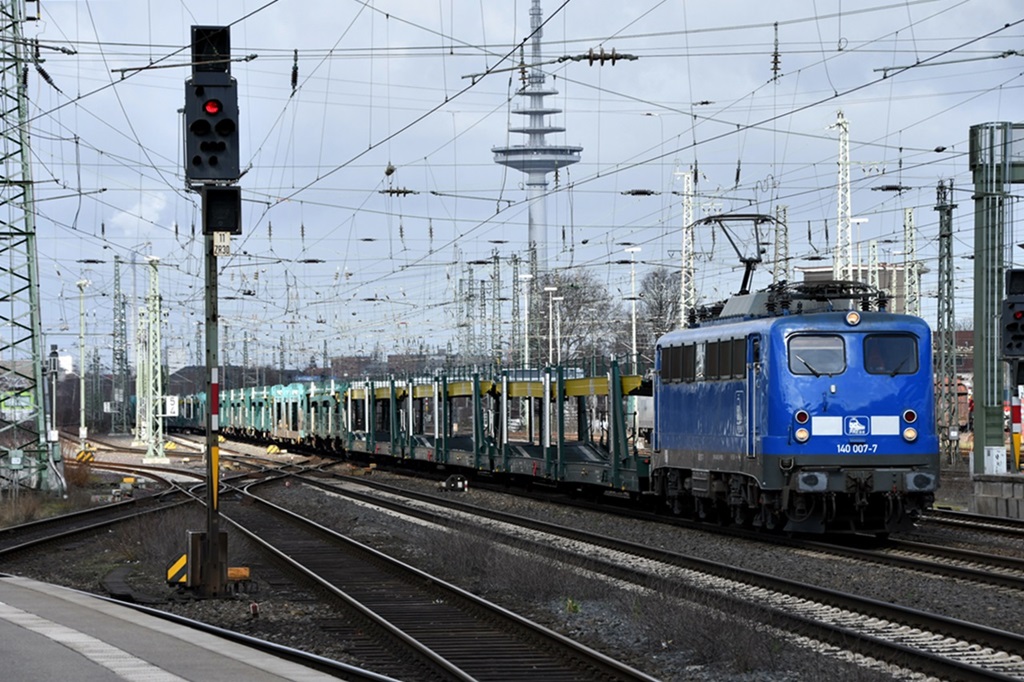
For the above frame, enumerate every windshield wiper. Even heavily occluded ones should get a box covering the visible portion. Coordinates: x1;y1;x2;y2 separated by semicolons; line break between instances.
793;353;821;377
889;356;910;377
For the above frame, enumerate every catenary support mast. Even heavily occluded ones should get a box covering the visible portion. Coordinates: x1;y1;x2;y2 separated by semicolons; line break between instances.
935;180;958;464
0;0;62;492
142;258;166;463
832;111;852;281
110;256;130;434
970;122;1024;474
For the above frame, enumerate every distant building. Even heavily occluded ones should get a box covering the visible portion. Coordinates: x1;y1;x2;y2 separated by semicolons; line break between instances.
797;263;927;315
954;330;974;375
330;355;377;379
386;353;429;375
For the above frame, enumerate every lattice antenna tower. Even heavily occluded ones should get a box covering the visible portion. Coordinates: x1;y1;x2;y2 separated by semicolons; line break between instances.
903;208;920;316
110;255;130;434
492;0;582;273
831;111;853;281
0;0;57;490
143;257;165;462
935;180;957;463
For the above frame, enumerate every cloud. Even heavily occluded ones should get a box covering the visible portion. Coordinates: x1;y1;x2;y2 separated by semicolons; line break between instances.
110;192;168;237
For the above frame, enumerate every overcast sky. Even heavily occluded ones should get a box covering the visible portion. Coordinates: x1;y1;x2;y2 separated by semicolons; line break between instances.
24;0;1024;370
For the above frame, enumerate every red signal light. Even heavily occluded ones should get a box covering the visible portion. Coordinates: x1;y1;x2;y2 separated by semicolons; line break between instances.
203;99;222;116
1015;310;1024;321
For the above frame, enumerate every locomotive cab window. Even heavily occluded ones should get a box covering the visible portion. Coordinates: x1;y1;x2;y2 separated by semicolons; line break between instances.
681;345;696;382
788;335;845;376
660;346;676;383
864;334;918;375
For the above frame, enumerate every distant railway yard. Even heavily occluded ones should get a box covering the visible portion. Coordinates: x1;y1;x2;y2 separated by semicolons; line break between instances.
0;434;1015;681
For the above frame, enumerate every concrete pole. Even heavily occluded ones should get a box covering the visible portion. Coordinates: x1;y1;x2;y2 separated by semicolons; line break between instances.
544;286;558;366
553;296;564;364
626;247;641;373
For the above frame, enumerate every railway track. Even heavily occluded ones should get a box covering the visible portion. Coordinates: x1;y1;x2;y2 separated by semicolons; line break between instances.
803;536;1024;591
371;461;1024;592
0;467;194;557
221;484;656;682
278;472;1024;681
924;507;1024;537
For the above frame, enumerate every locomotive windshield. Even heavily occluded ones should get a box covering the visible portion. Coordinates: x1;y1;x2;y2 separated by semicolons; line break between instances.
788;335;845;376
863;334;918;375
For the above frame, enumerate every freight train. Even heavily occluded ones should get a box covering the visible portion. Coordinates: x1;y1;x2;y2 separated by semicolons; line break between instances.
170;280;939;536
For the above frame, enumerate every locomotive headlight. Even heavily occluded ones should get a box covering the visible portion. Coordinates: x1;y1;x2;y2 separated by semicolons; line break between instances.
845;311;861;326
903;427;918;442
795;427;810;443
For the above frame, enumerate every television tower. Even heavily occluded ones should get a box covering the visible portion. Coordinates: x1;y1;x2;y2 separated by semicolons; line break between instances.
493;0;582;273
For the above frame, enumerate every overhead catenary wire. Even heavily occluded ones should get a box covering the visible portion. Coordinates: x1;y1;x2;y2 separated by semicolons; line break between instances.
23;0;1016;355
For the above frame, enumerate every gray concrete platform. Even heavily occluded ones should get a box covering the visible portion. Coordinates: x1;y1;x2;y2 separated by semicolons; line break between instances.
0;575;360;681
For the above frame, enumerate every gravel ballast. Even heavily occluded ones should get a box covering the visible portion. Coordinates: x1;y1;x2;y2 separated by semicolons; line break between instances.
2;459;980;681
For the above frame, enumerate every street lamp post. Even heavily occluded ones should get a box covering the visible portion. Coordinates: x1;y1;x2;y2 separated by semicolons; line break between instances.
625;247;641;373
544;286;558;366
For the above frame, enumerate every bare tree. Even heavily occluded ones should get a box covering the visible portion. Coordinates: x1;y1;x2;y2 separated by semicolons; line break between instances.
527;269;624;368
638;267;680;350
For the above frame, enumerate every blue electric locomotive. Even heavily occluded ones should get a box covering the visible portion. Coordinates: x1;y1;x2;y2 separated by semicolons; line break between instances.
652;283;939;535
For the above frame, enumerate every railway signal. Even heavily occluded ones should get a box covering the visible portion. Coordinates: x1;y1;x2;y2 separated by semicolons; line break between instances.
1004;269;1024;359
184;79;239;183
1004;297;1024;357
184;25;239;185
201;185;241;235
180;24;239;599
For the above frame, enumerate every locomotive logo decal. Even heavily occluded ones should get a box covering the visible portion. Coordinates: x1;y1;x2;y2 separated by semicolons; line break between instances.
845;416;869;436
